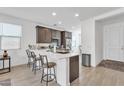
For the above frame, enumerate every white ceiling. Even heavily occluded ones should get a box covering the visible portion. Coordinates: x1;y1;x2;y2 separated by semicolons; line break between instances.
0;7;120;31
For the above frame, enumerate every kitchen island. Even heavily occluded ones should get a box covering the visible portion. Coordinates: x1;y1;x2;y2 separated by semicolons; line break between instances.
33;50;79;86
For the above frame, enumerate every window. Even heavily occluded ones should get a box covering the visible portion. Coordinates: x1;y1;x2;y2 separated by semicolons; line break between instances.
0;23;2;35
0;23;22;50
72;31;81;51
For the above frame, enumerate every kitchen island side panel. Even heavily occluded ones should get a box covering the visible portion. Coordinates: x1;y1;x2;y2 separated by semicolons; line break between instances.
69;55;79;83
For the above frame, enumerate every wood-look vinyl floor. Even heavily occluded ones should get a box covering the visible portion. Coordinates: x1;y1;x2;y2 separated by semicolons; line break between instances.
72;66;124;86
0;64;124;86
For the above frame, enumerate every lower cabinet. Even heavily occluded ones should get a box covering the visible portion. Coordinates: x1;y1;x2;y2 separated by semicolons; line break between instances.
69;55;79;83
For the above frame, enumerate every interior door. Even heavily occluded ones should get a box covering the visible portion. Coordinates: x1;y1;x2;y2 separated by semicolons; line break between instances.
104;23;124;62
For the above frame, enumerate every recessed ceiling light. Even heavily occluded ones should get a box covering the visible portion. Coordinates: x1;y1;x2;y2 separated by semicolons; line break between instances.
75;13;79;17
52;12;56;16
58;21;62;24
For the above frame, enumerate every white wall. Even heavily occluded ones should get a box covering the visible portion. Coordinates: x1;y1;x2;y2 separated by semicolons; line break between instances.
0;14;39;67
95;21;103;65
80;8;124;67
81;18;96;67
2;8;122;67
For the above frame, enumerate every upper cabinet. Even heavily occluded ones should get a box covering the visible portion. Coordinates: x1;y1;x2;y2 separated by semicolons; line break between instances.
36;26;72;45
61;31;72;48
65;31;72;39
36;26;52;43
52;30;61;40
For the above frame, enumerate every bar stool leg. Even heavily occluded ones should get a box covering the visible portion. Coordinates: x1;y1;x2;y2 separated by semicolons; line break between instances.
32;63;34;71
38;61;40;69
28;58;29;67
53;66;57;83
27;58;31;68
41;68;44;83
29;58;32;68
46;67;48;86
33;62;37;74
27;59;29;67
39;60;41;70
50;68;51;79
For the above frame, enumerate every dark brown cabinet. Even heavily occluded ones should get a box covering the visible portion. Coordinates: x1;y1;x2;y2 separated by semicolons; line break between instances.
45;29;52;43
69;55;79;83
65;31;72;39
36;26;52;43
52;30;61;40
61;31;72;48
36;26;71;45
61;31;66;47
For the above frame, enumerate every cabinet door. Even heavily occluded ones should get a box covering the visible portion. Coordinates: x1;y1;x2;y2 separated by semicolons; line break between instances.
52;30;56;39
36;27;52;43
65;32;72;39
56;31;61;39
45;29;52;43
65;32;68;38
37;28;46;43
52;30;61;39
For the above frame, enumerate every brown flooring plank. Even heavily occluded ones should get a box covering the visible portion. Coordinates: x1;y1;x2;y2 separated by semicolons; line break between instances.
0;64;124;86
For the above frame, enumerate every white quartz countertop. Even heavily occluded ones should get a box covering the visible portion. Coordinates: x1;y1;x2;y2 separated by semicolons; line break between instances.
31;49;79;61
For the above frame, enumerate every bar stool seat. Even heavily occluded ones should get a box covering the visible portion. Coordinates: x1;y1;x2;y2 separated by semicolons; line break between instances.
43;62;56;68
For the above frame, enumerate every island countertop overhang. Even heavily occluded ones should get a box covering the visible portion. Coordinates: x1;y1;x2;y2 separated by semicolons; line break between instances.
31;50;79;61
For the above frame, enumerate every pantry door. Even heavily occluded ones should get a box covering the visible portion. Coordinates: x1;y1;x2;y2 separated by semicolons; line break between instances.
104;23;124;62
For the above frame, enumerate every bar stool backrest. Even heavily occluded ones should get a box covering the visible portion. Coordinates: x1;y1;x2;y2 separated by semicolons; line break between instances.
26;49;31;58
39;55;48;67
31;51;37;62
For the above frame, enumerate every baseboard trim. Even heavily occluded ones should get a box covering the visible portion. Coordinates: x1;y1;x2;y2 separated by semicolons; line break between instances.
11;63;28;68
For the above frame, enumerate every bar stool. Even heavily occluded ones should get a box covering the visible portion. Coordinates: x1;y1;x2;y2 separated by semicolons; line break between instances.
26;49;32;68
39;54;57;86
31;51;41;74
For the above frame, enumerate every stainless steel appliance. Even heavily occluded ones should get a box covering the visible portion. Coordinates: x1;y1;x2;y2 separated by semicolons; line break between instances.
82;54;91;67
66;39;72;50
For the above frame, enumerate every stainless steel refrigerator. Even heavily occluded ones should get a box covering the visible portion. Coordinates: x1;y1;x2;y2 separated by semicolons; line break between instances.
66;38;72;50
